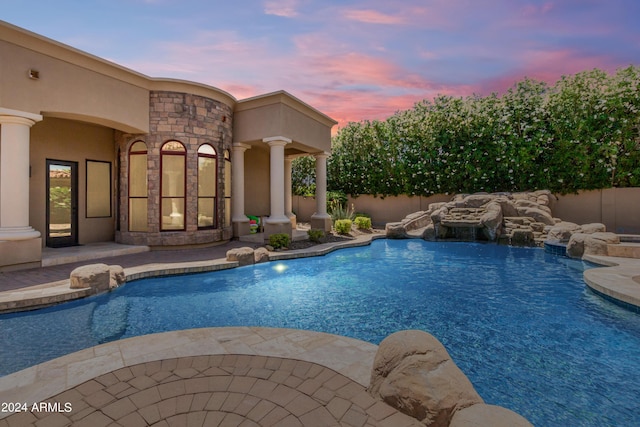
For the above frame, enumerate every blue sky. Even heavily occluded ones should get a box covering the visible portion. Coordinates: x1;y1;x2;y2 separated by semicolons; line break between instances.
3;0;639;129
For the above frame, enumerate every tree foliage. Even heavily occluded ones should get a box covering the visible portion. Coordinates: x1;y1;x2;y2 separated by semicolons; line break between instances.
292;67;640;196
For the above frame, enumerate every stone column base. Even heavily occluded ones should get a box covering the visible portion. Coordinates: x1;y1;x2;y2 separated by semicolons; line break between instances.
233;220;251;238
0;238;42;271
264;222;292;240
287;213;297;229
311;216;332;232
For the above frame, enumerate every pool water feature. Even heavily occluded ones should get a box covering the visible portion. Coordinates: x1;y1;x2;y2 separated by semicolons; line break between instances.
2;240;640;426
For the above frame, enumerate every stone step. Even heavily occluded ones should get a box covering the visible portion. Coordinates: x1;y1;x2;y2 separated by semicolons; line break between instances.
607;243;640;259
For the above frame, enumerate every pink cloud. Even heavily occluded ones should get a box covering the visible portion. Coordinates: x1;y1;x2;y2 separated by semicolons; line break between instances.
342;9;406;25
264;0;299;17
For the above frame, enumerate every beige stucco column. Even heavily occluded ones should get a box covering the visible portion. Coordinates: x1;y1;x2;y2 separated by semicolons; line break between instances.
263;136;292;237
284;156;296;229
0;108;43;270
0;109;42;240
231;142;251;237
311;152;332;232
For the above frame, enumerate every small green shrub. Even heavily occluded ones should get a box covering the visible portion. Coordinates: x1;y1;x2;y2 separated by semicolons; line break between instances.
335;219;352;235
269;233;290;249
329;201;355;222
354;216;372;230
307;229;325;243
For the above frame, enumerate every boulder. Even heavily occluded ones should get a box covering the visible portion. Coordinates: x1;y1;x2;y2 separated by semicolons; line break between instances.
369;330;483;426
226;247;256;266
109;265;126;289
386;222;408;239
547;222;580;242
511;229;534;245
566;233;587;258
493;196;519;217
515;207;555;225
583;232;620;256
70;263;111;292
254;247;270;263
579;223;606;234
423;224;436;241
450;404;533;427
479;202;503;240
463;194;496;208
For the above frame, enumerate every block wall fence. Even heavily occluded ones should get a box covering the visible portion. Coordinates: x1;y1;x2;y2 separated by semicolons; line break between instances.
293;188;640;234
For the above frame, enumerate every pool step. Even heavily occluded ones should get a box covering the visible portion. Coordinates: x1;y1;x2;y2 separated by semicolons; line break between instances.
607;243;640;259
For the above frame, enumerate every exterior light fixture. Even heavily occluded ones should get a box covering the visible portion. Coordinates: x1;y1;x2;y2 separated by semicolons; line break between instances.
28;69;40;80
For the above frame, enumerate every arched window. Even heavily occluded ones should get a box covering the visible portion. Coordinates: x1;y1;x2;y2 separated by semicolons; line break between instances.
224;149;231;227
197;144;217;228
128;141;148;232
161;141;186;231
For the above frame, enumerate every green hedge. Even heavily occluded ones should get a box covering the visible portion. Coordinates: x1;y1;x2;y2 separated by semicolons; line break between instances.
292;67;639;196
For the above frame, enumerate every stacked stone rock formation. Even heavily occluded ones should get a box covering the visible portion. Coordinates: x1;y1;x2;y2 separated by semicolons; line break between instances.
387;190;558;246
368;330;533;427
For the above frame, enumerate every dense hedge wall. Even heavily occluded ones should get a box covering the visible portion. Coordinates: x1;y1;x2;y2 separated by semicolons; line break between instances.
294;67;639;196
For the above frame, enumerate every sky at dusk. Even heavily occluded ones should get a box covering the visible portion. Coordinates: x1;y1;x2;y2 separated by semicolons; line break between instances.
3;0;639;130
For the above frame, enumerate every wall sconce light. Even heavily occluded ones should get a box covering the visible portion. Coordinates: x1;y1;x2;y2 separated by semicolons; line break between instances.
28;69;40;80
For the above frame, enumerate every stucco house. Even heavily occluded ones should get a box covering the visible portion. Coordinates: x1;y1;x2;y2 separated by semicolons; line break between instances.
0;20;336;271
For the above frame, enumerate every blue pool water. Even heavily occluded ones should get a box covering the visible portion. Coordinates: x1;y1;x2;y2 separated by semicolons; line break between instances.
2;240;640;426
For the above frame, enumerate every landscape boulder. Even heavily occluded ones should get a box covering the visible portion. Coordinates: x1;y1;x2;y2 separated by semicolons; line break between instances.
449;404;533;427
226;247;256;266
70;263;111;292
583;232;620;256
254;247;270;263
109;265;126;289
369;330;483;426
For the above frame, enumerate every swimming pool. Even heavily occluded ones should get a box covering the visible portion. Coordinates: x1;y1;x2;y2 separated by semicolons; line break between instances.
1;240;639;426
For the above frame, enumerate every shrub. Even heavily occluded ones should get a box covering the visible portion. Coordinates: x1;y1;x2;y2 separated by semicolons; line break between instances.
269;233;290;249
335;219;352;235
354;216;372;230
307;229;325;243
329;201;355;222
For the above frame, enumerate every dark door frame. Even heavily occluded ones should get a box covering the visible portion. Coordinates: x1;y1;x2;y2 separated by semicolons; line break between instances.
46;159;78;247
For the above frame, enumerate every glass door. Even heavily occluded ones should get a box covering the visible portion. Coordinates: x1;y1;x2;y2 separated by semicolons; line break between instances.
46;160;78;247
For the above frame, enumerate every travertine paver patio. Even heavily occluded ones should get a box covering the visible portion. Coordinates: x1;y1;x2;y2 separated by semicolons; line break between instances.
0;327;421;427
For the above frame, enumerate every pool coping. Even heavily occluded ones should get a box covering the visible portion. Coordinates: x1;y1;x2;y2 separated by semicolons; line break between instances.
583;254;640;311
0;233;385;314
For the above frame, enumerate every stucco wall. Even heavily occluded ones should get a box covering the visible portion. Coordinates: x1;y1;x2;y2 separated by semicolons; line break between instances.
244;148;271;217
293;189;640;233
30;118;116;246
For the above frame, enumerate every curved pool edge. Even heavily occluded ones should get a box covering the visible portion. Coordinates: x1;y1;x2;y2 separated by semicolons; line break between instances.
583;254;640;311
0;326;380;420
0;234;386;314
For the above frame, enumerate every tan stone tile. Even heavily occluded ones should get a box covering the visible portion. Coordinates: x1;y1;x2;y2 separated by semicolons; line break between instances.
326;396;351;419
228;376;257;394
130;387;162;409
323;375;350;392
377;411;422;427
248;379;278;400
258;406;290;426
189;393;211;412
297;406;340;427
175;395;193;415
340;405;368;427
105;381;131;397
95;373;120;388
174;368;199;379
102;396;137;420
165;413;187;427
118;411;148;427
221;355;238;367
336;382;363;400
138;404;161;424
275;414;303;427
158;380;186;400
73;410;114;427
246;399;276;423
220;412;245;426
203;411;226;426
235;355;254;368
113;367;134;382
291;361;313;379
85;390;116;409
285;394;321;417
204;392;228;411
160;359;178;372
233;394;261;417
76;380;105;397
264;357;282;371
186;411;207;426
268;369;290;384
296;378;322;395
128;375;158;391
183;377;209;394
248;355;267;369
283;375;303;389
201;366;228;377
311;387;335;405
34;413;70;427
69;406;96;422
246;368;273;380
351;391;377;411
175;357;194;370
157;396;177;419
268;384;300;407
363;401;395;422
220;392;246;412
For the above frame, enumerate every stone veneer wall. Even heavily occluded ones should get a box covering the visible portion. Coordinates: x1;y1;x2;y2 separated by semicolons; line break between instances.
116;91;234;246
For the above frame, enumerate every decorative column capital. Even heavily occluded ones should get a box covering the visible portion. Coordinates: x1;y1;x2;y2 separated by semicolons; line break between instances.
232;142;251;152
313;151;330;160
262;136;292;147
0;108;43;126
